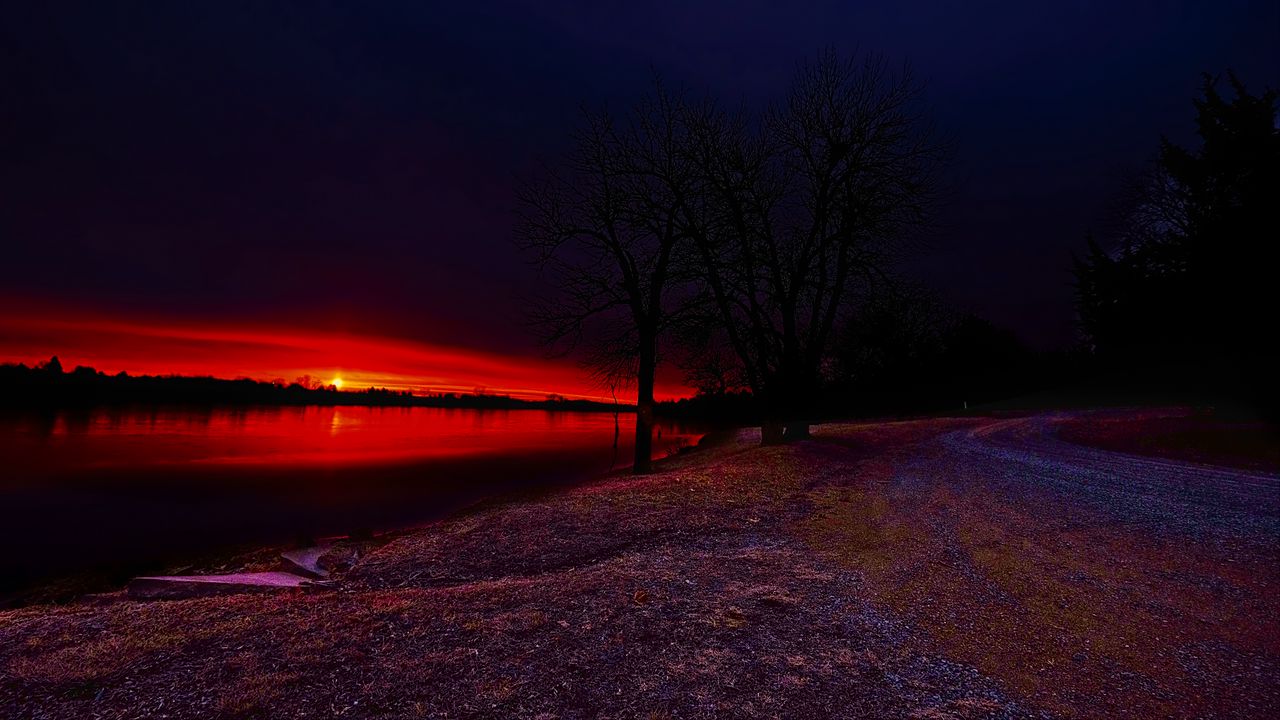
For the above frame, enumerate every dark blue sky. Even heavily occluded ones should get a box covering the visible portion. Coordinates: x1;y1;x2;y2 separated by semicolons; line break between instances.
3;1;1277;353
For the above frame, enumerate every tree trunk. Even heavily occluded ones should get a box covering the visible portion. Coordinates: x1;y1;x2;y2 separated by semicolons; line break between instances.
761;421;785;445
633;334;656;474
784;422;811;440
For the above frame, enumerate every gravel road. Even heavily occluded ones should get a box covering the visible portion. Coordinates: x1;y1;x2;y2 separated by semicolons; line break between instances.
943;414;1280;549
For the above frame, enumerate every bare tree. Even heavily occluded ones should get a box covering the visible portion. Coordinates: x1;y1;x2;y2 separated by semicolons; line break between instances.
683;51;945;442
518;53;944;453
516;86;693;473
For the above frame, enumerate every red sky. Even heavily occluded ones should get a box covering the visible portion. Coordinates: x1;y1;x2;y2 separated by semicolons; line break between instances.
0;306;692;402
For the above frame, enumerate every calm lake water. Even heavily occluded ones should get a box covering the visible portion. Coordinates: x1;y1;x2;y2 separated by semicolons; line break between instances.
0;406;702;591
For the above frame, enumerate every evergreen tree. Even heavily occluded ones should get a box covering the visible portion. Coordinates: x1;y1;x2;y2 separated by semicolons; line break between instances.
1075;73;1278;373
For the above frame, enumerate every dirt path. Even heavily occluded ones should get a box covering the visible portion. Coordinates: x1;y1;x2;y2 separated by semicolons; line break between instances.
1;411;1275;718
801;413;1279;718
946;414;1280;547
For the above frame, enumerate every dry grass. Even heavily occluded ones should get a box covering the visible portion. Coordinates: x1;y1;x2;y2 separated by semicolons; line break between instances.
1058;406;1280;471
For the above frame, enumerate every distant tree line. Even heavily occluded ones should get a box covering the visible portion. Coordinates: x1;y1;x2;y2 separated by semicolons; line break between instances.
0;357;626;412
658;282;1082;423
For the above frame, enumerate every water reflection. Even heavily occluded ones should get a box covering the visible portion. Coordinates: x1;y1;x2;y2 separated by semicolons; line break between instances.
4;406;696;472
0;407;701;590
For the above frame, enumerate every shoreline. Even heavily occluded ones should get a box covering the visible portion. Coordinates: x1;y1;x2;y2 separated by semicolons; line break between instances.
1;429;730;609
7;407;1273;608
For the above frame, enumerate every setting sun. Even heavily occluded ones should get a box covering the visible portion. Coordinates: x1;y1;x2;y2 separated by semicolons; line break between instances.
331;377;343;389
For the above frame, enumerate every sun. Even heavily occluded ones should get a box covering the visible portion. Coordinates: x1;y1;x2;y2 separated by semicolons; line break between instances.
331;377;343;389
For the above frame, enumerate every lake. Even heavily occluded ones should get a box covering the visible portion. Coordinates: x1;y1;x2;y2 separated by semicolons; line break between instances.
0;406;702;593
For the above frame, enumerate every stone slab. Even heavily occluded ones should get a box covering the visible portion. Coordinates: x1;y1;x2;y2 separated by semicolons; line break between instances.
128;571;313;600
280;546;331;579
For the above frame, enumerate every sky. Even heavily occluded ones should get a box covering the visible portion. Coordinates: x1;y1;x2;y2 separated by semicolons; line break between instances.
1;1;1277;396
0;304;633;400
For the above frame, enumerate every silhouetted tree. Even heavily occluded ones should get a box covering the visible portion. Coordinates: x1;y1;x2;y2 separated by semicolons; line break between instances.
517;85;695;473
1074;72;1278;401
683;51;945;442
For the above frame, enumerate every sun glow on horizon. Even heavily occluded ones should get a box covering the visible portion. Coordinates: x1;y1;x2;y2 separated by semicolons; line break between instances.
0;308;694;401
